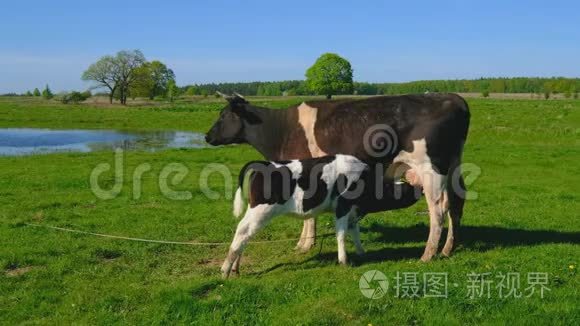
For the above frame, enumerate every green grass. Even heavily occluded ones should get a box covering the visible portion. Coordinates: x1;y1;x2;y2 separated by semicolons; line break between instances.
0;97;579;324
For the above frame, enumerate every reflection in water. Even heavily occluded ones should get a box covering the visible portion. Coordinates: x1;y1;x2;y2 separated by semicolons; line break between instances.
0;128;209;156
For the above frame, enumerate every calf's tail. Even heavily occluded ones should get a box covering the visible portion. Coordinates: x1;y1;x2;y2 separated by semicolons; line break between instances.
233;161;266;218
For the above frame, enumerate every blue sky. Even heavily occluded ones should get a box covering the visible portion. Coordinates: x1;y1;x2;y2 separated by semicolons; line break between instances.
1;0;579;93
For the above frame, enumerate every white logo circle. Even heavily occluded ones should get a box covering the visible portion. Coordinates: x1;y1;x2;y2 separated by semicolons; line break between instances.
363;124;399;158
359;270;389;299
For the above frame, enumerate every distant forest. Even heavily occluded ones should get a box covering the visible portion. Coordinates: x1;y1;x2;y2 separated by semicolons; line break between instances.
182;77;580;97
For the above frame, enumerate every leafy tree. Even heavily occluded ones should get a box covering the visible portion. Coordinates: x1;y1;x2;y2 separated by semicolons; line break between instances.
115;50;146;105
82;50;145;105
149;61;175;98
25;91;33;96
185;85;199;96
129;60;175;99
82;55;119;104
305;53;353;99
33;88;41;96
129;64;154;99
166;80;181;102
42;84;53;99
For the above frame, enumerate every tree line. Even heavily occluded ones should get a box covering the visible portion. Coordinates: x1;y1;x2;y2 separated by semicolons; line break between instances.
181;77;580;98
7;50;580;101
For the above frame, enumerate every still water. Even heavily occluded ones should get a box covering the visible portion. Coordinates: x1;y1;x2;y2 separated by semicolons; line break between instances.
0;128;209;156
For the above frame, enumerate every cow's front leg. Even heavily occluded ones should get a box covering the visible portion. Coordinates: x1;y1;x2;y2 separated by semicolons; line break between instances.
420;170;448;262
295;217;316;252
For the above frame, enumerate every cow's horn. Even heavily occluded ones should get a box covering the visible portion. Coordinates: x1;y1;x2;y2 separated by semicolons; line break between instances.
216;91;229;98
233;92;245;99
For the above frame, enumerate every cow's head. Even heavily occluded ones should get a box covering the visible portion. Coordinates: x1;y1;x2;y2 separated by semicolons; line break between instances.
205;93;262;146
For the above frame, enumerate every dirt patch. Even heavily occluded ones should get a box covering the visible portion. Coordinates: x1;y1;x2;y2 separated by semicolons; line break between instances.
197;256;255;267
5;266;34;277
32;211;44;221
93;248;123;261
197;258;224;267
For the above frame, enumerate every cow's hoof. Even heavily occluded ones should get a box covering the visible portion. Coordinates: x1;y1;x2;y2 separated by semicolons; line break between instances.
441;247;453;258
420;254;434;262
221;265;231;279
295;241;315;253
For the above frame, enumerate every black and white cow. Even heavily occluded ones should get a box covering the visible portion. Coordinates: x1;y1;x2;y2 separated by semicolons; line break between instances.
206;94;470;262
221;154;421;278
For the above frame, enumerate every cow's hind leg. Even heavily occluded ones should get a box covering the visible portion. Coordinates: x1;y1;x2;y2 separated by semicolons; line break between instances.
295;217;316;252
420;169;448;262
442;173;465;257
222;206;274;278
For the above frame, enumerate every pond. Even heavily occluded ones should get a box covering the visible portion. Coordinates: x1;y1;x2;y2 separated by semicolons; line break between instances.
0;128;210;156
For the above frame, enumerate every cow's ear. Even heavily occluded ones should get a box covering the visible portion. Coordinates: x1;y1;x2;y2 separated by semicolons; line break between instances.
240;110;262;124
231;101;261;124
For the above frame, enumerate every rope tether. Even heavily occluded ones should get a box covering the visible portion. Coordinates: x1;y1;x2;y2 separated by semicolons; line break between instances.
24;223;335;246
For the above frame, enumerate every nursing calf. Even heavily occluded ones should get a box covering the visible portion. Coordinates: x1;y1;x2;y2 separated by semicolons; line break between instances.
221;155;421;278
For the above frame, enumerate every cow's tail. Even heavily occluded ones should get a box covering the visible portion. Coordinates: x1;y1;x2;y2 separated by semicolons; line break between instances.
233;161;266;218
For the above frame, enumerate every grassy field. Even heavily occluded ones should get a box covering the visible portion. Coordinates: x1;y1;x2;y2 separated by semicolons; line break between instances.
0;96;579;324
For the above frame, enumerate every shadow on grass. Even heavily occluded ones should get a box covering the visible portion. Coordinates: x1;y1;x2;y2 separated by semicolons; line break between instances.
362;223;580;250
251;224;580;275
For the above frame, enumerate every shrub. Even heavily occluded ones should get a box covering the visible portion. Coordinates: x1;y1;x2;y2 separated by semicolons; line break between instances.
60;91;90;104
481;90;490;98
42;85;54;99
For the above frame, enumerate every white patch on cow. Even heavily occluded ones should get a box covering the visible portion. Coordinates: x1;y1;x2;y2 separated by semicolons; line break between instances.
322;155;367;199
298;102;328;157
393;138;449;261
272;160;302;179
393;138;444;191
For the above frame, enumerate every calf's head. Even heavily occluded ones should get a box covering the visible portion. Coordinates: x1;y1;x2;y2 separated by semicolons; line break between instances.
205;94;262;146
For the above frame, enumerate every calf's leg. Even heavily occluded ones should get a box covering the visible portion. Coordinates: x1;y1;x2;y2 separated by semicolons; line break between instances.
348;222;365;256
335;203;358;264
222;206;275;278
335;215;349;265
